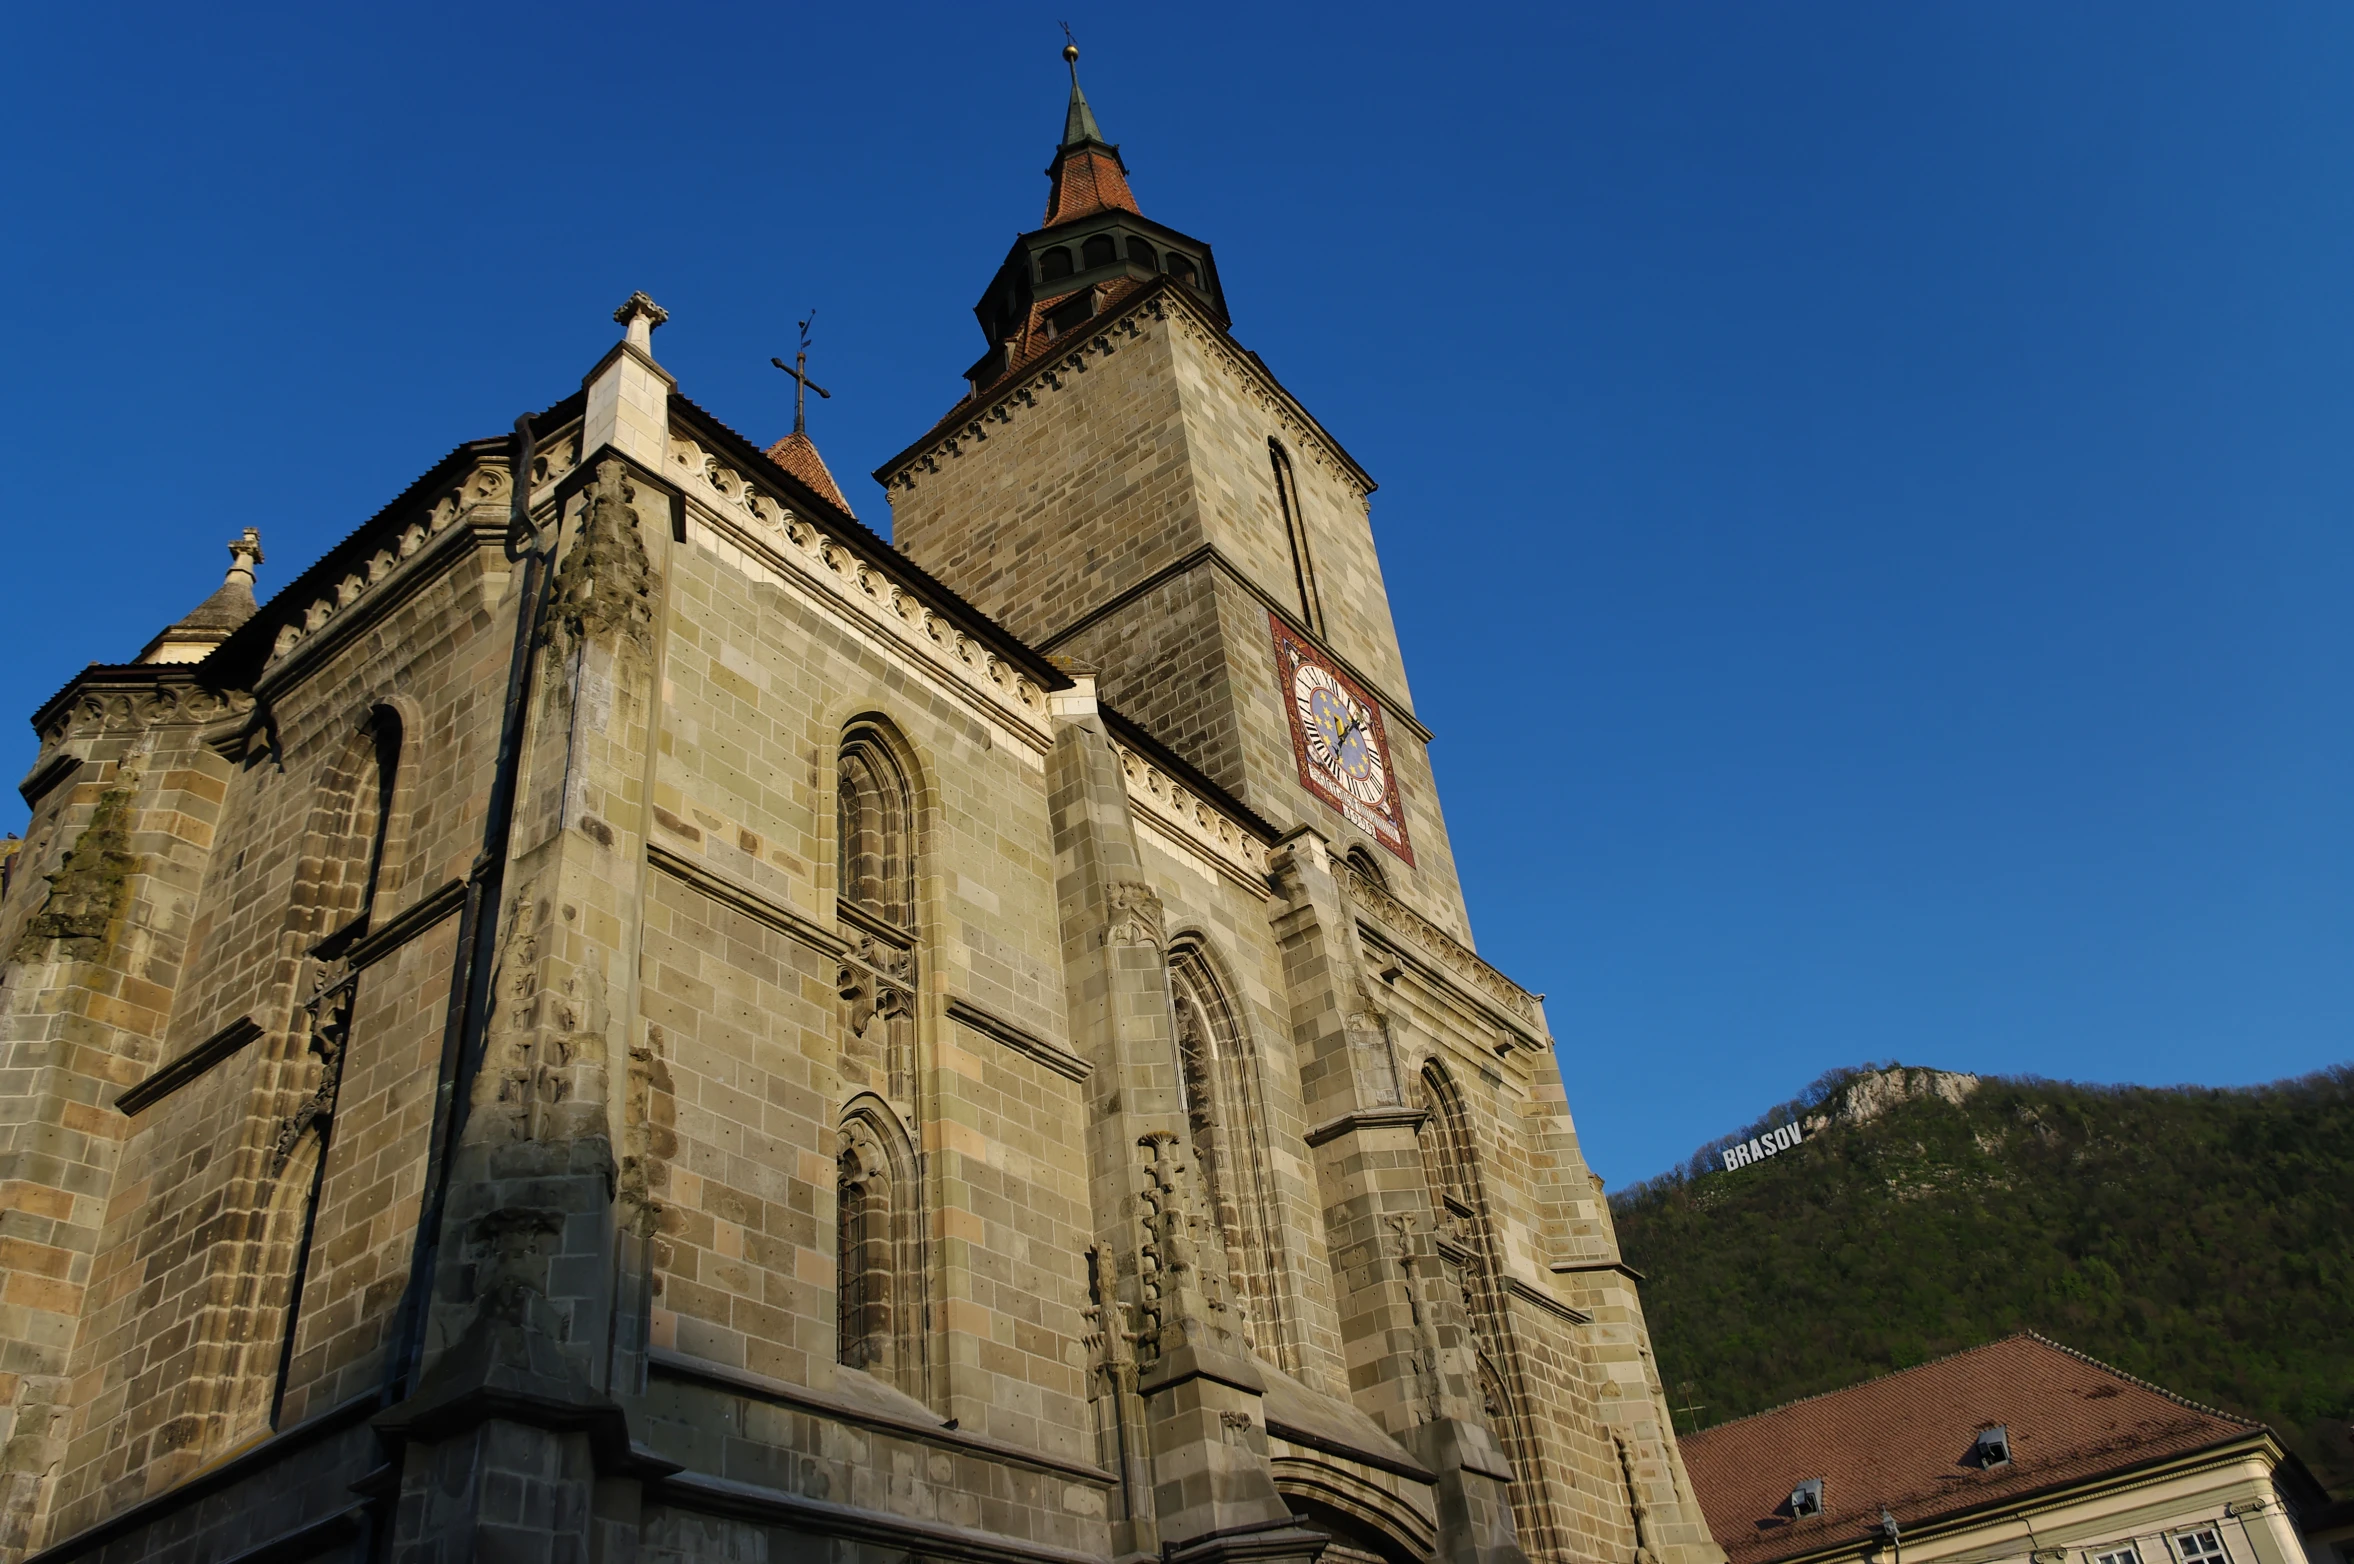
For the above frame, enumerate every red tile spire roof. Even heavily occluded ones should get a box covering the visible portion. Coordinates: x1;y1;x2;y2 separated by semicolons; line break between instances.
763;430;854;516
1042;43;1139;225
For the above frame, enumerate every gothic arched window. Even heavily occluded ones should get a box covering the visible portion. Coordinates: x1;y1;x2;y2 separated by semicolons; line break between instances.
837;1102;924;1397
838;730;914;929
1420;1059;1557;1558
1268;439;1324;636
1344;845;1387;890
1082;233;1118;269
836;724;918;1104
257;704;405;1431
833;727;925;1399
1169;941;1293;1370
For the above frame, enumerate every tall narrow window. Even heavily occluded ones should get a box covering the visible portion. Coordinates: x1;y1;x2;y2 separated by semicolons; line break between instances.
263;705;403;1429
837;1103;924;1397
837;731;913;928
833;725;926;1401
355;710;401;929
838;729;916;1103
1269;439;1324;636
1169;942;1294;1370
1420;1060;1556;1557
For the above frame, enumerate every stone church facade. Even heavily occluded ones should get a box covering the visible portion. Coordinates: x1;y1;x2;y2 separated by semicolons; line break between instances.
0;55;1723;1564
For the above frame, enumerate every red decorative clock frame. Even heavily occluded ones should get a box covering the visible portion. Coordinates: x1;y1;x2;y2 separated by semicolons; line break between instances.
1270;614;1414;866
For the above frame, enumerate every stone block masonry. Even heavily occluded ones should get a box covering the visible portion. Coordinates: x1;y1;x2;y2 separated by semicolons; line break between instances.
0;76;1725;1564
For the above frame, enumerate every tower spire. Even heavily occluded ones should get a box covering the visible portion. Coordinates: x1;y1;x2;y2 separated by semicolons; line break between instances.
1061;33;1106;147
1042;36;1139;225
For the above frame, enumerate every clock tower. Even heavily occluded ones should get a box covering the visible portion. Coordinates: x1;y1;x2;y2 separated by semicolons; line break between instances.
877;49;1475;941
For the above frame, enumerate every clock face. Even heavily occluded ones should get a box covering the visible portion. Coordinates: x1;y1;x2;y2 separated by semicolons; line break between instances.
1294;665;1389;806
1271;614;1414;864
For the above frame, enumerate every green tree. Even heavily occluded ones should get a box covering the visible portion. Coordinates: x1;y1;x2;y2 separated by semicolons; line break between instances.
1612;1066;2354;1495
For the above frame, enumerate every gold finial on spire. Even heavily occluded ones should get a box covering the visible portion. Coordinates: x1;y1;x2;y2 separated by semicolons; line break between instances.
1061;20;1079;67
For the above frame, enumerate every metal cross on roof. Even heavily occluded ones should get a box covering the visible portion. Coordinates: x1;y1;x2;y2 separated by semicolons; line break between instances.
770;311;833;436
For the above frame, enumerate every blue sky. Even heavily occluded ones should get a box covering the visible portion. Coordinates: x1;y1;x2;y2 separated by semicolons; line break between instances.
6;4;2348;1186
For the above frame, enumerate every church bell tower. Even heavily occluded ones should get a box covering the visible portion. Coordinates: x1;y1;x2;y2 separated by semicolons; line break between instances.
877;46;1476;943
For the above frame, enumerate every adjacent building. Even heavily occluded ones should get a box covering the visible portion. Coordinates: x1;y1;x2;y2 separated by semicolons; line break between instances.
1678;1336;2337;1564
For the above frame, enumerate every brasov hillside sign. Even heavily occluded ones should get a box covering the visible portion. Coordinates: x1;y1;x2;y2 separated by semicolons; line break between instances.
1722;1122;1804;1172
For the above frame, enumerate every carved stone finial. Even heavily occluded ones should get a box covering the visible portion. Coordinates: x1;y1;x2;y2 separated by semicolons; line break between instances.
226;528;263;585
614;291;669;354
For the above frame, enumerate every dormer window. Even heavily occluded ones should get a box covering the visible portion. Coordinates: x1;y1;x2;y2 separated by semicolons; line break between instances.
1045;291;1095;339
1974;1426;2011;1467
1790;1479;1824;1518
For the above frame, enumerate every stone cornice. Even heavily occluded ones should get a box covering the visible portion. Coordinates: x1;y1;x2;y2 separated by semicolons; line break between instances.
1043;543;1434;743
945;996;1090;1082
665;431;1060;750
1305;1107;1429;1148
646;1348;1116;1487
1158;286;1376;499
16;1391;380;1564
206;408;579;692
669;396;1069;696
1503;1273;1594;1328
1338;860;1544;1036
255;453;535;695
25;663;255;777
115;1016;263;1116
646;844;845;960
1105;730;1277;895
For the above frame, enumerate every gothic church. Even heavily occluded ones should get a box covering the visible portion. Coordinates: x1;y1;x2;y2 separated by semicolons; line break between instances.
0;51;1724;1564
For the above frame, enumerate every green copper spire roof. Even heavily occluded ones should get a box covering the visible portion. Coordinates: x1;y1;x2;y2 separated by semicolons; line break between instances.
1061;43;1106;147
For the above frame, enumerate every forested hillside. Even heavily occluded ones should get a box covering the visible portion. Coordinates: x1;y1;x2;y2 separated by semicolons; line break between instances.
1610;1064;2354;1495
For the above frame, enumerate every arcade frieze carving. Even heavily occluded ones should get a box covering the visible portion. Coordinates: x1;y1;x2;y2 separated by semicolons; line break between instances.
670;429;1054;736
36;681;253;751
1111;739;1272;887
268;460;515;665
1337;859;1542;1030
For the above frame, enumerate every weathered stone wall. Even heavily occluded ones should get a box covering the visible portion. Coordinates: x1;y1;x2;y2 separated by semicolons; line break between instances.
0;304;1725;1564
2;470;525;1552
884;292;1475;948
0;683;241;1560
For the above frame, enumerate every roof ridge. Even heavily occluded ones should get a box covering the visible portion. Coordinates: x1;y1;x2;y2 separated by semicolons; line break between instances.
2017;1332;2264;1431
1684;1332;2263;1443
1683;1335;2037;1437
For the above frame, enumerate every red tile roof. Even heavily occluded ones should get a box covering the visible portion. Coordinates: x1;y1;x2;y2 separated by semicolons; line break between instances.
898;274;1155;454
762;430;854;517
1043;146;1139;226
1679;1335;2264;1564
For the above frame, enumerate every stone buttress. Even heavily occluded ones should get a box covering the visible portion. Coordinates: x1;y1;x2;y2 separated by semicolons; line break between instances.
1047;669;1325;1564
0;50;1733;1564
